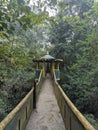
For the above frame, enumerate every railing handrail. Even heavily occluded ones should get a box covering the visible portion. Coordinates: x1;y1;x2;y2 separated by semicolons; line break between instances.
0;87;34;130
36;69;42;86
53;72;96;130
0;70;43;130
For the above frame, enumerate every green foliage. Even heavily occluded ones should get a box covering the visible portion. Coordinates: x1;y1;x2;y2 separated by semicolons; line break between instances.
0;0;98;127
49;0;98;128
0;89;10;121
0;0;48;121
0;98;7;120
84;114;98;129
7;70;34;106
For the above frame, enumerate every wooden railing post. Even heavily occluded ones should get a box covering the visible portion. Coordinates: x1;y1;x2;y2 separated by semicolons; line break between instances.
33;80;36;109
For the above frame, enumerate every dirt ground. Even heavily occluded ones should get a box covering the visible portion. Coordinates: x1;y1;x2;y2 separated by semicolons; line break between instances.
26;75;65;130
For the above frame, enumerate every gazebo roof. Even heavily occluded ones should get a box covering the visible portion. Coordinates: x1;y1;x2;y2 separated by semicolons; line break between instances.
33;53;63;62
40;54;55;60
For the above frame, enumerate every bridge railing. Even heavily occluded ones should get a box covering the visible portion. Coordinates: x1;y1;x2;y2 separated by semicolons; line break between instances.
0;70;43;130
36;70;44;100
53;71;96;130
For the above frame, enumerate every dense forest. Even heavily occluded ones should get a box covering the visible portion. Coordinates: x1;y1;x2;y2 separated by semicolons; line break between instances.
0;0;48;121
49;0;98;128
0;0;98;129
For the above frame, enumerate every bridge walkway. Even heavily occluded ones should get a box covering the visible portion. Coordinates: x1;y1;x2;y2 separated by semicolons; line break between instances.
26;75;65;130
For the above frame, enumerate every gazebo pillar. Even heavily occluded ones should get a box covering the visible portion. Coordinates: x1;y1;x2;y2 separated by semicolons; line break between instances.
56;63;60;70
42;62;45;78
36;62;39;70
51;62;55;77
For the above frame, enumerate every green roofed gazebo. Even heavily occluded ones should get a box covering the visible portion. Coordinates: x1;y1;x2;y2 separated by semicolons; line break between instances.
33;53;63;79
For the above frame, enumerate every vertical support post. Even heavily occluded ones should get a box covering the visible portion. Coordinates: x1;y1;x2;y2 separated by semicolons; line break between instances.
42;62;45;78
33;80;36;109
36;62;39;70
51;62;55;77
19;119;21;130
57;63;60;70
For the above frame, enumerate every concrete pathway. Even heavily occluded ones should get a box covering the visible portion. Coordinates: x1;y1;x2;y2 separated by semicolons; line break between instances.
26;75;65;130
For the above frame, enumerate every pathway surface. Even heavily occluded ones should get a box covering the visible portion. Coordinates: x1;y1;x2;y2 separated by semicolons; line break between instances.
26;75;65;130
